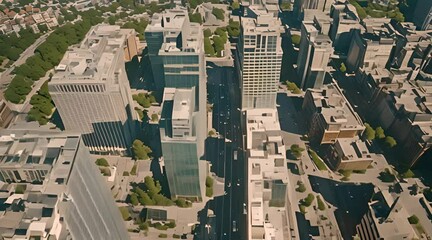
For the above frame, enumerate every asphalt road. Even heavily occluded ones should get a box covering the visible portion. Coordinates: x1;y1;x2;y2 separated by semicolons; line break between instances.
205;61;245;240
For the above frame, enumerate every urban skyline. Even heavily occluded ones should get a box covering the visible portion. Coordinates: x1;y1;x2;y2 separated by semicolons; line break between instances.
0;0;431;239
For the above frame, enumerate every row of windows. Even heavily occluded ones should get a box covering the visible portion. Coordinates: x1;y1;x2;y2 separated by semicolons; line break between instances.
0;169;48;182
54;84;105;93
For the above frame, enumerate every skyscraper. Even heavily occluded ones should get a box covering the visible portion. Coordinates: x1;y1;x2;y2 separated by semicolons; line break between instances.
49;25;138;155
0;131;129;239
297;21;332;90
239;6;283;109
146;7;207;200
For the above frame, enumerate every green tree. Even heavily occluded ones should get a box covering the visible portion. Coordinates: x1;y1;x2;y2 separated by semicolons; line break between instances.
119;207;130;220
340;62;347;72
317;196;326;210
291;34;301;46
130;193;139;206
132;139;152;160
363;123;376;140
375;126;385;139
151;113;158;122
189;13;202;24
384;136;397;148
280;2;291;10
296;181;306;192
204;37;215;56
290;144;305;159
408;214;419;224
95;158;109;167
231;1;240;10
212;8;225;20
302;193;315;207
203;28;212;37
227;20;240;37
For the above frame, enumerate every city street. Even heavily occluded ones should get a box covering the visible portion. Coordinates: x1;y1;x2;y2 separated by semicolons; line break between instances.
205;60;245;240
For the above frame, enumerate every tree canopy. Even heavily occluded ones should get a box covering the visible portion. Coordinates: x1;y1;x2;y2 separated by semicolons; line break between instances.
132;139;152;160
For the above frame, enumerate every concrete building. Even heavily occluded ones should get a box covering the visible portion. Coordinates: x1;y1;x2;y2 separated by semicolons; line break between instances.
369;81;432;167
297;21;333;90
327;139;373;171
356;189;417;240
0;131;129;240
294;0;334;19
346;19;394;72
303;83;365;144
49;25;138;155
238;6;283;109
0;100;14;128
245;109;296;240
354;68;407;101
330;1;363;54
387;21;432;70
147;8;207;200
304;9;332;36
413;0;432;30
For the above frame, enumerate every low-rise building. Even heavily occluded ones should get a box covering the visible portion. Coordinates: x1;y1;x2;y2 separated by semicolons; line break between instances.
327;139;373;171
369;81;432;167
356;189;417;240
303;83;365;144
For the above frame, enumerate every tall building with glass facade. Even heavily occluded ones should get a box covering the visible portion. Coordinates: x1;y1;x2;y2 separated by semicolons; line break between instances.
146;7;207;200
0;130;129;239
238;6;283;109
49;25;138;155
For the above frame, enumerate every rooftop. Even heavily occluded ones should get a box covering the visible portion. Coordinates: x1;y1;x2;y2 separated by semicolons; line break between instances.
51;25;135;84
308;83;364;130
335;139;372;161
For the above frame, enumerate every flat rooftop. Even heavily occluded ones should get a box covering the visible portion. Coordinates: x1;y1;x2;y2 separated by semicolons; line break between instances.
308;84;364;131
51;24;134;84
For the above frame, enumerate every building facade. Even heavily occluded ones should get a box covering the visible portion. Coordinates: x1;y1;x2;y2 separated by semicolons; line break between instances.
239;6;283;109
303;83;365;144
146;8;207;200
49;25;138;155
297;21;332;90
0;131;129;240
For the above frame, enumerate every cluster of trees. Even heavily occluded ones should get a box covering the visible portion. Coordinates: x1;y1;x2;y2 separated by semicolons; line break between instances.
27;81;54;125
204;27;228;57
132;139;152;160
348;0;404;21
363;123;397;148
285;81;302;94
189;12;203;24
309;149;327;170
121;19;149;41
0;28;39;61
364;2;404;22
5;10;104;104
205;176;213;197
129;176;173;206
133;93;156;108
227;19;240;38
212;7;225;20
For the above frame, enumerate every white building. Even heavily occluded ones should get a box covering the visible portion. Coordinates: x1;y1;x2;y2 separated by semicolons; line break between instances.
0;131;129;240
49;25;139;155
245;109;297;240
239;6;283;109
